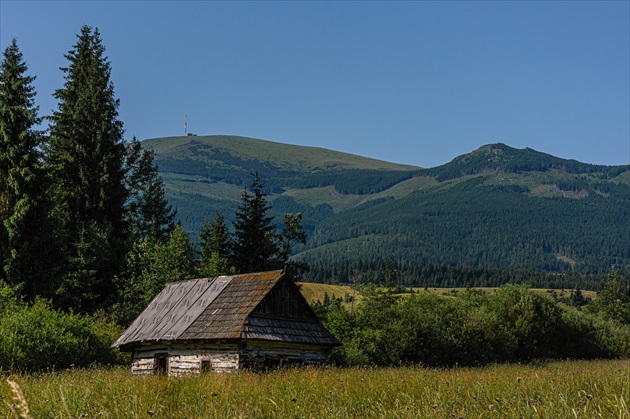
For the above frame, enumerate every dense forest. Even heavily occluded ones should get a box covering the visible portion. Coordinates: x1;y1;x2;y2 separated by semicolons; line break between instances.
294;177;629;274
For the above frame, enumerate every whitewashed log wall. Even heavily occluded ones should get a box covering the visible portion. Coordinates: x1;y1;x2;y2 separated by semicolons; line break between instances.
130;341;330;376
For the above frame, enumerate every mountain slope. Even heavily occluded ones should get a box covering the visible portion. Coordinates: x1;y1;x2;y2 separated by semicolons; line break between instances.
146;136;630;276
145;135;418;173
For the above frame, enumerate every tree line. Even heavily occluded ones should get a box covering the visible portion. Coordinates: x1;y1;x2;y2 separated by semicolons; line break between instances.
304;259;615;291
1;28;176;313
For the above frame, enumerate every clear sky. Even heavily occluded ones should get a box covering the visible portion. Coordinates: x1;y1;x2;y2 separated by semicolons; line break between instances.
1;1;628;168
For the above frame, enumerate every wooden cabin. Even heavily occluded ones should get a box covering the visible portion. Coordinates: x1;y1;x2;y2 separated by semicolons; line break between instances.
112;270;340;375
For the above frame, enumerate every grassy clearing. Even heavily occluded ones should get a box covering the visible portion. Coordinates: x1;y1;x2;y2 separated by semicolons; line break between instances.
298;282;357;306
299;282;597;306
1;360;628;418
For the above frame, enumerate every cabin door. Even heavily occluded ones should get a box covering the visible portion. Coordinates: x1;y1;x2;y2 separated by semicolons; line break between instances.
155;353;169;374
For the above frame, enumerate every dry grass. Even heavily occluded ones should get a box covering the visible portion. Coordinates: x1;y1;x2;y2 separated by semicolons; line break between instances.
1;360;628;418
298;282;360;307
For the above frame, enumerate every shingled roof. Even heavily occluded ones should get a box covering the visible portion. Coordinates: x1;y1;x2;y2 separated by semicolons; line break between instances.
112;270;340;350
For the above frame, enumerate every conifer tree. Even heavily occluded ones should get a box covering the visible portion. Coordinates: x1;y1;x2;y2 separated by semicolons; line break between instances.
125;137;175;242
198;210;233;277
232;171;278;273
277;212;308;278
0;39;50;298
47;26;128;311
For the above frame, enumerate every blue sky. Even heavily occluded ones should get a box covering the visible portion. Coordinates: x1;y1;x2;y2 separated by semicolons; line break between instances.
1;1;628;168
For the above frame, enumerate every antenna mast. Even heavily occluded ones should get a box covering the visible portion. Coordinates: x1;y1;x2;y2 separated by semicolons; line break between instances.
184;114;188;136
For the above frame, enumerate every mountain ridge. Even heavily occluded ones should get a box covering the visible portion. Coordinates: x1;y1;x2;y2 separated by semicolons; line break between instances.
144;135;630;276
144;135;420;173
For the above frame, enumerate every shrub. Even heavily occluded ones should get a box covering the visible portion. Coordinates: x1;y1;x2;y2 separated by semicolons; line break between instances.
0;282;128;372
322;283;630;367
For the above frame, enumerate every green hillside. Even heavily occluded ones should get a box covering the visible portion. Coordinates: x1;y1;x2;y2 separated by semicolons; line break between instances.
146;136;630;278
145;135;418;173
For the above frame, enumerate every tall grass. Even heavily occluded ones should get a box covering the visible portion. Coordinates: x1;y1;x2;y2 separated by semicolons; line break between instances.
1;360;628;418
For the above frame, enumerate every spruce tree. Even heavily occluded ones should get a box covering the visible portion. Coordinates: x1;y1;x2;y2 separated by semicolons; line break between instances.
125;137;175;242
198;210;233;277
47;26;128;311
0;39;50;298
232;171;278;273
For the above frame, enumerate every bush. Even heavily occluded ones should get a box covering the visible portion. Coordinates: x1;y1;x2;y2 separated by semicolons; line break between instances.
0;281;128;372
322;284;630;367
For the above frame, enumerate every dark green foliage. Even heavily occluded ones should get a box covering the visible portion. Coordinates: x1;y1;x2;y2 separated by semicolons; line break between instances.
568;288;589;307
488;285;564;359
0;280;127;372
114;224;197;326
232;172;280;273
304;259;616;291
320;283;630;367
125;137;176;242
232;172;308;275
284;170;415;194
55;223;112;312
0;39;52;299
591;271;630;325
198;211;231;260
298;178;630;273
198;211;233;277
47;26;129;311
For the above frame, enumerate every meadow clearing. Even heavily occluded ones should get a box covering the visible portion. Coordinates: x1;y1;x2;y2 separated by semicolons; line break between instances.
2;359;628;418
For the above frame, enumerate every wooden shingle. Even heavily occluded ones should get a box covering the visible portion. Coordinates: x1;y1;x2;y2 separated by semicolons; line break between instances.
113;270;340;350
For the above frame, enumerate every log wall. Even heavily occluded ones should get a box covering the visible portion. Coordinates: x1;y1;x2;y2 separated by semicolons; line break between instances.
130;340;330;376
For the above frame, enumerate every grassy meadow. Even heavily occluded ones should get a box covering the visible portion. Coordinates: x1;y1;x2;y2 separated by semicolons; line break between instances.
2;360;628;418
297;282;596;307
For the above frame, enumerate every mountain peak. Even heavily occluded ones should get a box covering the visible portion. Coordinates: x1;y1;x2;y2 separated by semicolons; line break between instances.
427;143;627;182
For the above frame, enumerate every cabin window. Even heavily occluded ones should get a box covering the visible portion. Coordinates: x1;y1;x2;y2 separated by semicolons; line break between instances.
155;353;168;373
201;360;212;373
